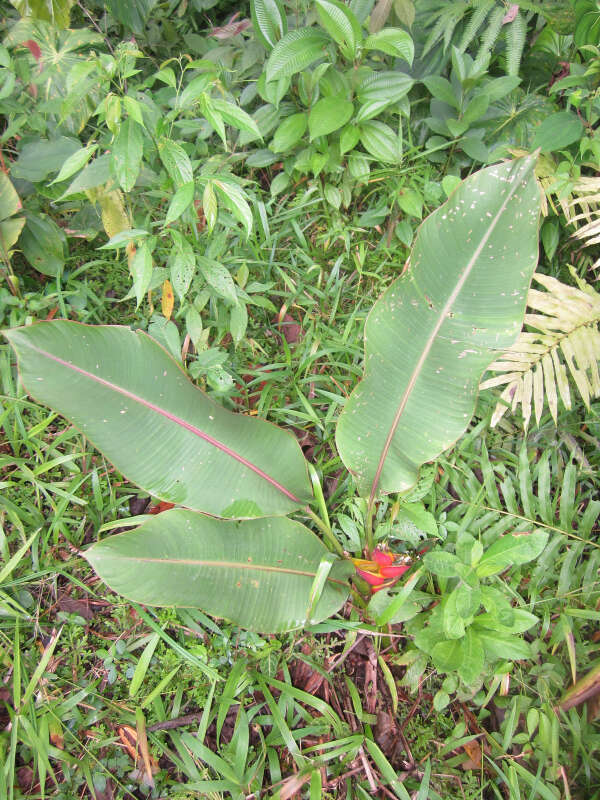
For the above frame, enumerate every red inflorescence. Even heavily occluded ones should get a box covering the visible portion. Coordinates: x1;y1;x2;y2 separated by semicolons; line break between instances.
352;548;412;593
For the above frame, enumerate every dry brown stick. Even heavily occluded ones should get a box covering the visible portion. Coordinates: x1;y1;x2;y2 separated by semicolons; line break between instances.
146;712;204;732
358;746;378;793
323;764;364;788
326;633;366;673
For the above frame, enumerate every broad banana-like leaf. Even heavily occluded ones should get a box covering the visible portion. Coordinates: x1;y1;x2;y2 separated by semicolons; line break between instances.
5;322;312;517
85;510;352;632
336;155;541;500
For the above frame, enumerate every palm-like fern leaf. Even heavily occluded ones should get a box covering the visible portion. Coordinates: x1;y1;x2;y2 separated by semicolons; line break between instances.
422;2;469;56
419;0;530;76
480;271;600;427
559;177;600;268
458;0;495;53
505;9;526;76
474;4;505;66
528;164;600;267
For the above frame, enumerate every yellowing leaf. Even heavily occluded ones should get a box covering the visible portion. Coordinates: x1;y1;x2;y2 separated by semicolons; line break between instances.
91;185;131;240
162;279;174;320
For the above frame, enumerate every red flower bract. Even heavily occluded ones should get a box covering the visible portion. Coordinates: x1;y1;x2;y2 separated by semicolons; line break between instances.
352;550;412;593
356;568;386;586
372;549;394;566
380;563;411;578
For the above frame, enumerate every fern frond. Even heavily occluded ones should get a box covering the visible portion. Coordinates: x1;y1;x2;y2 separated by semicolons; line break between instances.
443;4;470;51
560;178;600;268
421;14;448;57
475;4;505;66
560;177;600;221
458;0;494;53
480;272;600;428
504;10;527;76
422;3;469;56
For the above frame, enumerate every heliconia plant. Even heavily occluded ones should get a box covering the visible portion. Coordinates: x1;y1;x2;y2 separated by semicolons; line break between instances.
4;155;542;633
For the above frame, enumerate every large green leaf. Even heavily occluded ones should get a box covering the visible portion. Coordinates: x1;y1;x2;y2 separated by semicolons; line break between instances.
5;322;312;516
266;29;329;82
271;113;308;152
5;23;103;134
315;0;362;59
309;95;353;140
251;0;287;50
10;0;74;28
0;173;25;262
210;98;262;140
335;156;540;501
363;28;414;63
532;111;583;153
49;143;98;186
19;212;66;277
359;120;402;164
574;0;600;46
112;119;144;193
475;531;549;578
85;510;352;632
104;0;157;34
11;137;80;183
158;138;193;187
356;72;414;106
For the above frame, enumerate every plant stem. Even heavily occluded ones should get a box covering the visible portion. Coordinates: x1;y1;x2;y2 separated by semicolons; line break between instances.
307;462;331;532
364;500;375;556
305;507;344;557
350;586;368;609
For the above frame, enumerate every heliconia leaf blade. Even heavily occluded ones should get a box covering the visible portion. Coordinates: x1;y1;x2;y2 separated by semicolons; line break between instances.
335;156;541;500
5;321;312;516
85;510;352;632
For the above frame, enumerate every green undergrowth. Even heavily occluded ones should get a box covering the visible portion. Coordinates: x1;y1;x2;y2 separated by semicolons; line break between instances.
2;222;600;797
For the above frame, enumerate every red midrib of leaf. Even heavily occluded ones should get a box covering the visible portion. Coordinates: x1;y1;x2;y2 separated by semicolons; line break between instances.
27;343;302;504
368;158;535;507
91;552;348;585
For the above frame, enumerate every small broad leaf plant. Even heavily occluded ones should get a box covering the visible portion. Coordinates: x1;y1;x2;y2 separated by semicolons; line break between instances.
249;0;414;203
5;156;545;689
